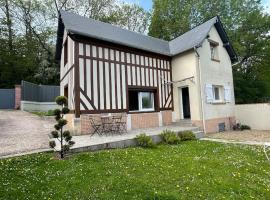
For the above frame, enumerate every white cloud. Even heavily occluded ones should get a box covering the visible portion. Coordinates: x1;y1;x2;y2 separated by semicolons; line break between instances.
262;0;270;14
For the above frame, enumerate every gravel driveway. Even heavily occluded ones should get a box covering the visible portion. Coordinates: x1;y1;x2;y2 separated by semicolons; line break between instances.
207;130;270;142
0;110;54;157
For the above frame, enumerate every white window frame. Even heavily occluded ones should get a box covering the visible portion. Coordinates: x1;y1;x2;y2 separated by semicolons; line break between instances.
209;40;219;61
212;85;224;103
138;92;155;112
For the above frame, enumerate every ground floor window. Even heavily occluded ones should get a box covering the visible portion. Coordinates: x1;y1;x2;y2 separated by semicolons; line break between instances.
128;90;155;112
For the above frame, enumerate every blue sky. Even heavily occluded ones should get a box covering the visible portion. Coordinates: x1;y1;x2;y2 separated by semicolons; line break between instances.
262;0;270;13
124;0;270;13
124;0;153;10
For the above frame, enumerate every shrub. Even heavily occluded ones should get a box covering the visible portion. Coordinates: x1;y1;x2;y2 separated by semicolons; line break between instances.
62;107;70;114
53;109;61;116
51;131;59;138
233;123;241;130
233;123;251;131
55;96;68;106
47;110;55;116
135;133;154;148
178;131;196;141
240;124;251;130
49;95;75;159
49;140;56;148
58;119;67;127
160;130;180;144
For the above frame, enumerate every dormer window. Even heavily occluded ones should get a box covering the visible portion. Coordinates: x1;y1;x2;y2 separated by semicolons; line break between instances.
208;39;219;62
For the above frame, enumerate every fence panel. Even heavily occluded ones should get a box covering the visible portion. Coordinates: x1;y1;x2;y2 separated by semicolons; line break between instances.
0;89;15;109
21;81;60;102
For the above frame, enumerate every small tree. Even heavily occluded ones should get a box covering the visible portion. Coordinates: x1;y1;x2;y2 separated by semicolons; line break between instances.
49;96;75;158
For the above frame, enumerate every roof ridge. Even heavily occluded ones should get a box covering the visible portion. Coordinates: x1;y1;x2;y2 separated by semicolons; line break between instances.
57;10;236;62
169;16;218;43
60;10;169;44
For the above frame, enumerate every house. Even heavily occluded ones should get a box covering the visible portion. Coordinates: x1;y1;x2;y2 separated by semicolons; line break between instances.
55;10;237;135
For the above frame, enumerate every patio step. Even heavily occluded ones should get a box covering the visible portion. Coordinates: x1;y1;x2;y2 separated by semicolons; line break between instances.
192;130;205;139
172;119;193;127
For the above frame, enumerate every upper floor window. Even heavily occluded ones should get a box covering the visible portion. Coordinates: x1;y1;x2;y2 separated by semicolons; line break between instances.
64;40;68;66
208;39;219;62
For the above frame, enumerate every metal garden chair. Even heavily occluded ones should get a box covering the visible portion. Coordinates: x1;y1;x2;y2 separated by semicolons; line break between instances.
112;114;127;134
89;117;102;136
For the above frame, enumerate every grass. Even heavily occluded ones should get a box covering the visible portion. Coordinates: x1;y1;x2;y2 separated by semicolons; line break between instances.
0;141;270;199
30;110;54;117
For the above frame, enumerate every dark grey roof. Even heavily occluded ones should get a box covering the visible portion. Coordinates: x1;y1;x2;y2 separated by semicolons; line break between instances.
60;10;170;56
56;10;237;62
169;17;217;55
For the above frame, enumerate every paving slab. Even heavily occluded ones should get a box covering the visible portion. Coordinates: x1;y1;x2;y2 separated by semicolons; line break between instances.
0;110;54;157
53;125;200;152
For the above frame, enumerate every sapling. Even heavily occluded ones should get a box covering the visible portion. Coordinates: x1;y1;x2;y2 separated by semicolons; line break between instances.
49;96;75;158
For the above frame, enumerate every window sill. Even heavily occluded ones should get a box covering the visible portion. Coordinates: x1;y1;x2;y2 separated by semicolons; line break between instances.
212;101;226;105
211;58;220;63
128;110;156;114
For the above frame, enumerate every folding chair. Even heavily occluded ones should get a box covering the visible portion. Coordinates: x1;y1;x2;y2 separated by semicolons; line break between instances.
115;114;127;134
264;143;270;160
89;117;102;136
111;115;122;134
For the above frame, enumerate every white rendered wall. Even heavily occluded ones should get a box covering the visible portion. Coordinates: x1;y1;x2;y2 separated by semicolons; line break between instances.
171;51;202;121
235;104;270;130
197;26;235;120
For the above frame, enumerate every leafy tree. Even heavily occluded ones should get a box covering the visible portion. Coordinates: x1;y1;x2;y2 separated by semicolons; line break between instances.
149;0;270;103
49;96;74;159
0;0;150;88
149;0;195;40
103;3;150;34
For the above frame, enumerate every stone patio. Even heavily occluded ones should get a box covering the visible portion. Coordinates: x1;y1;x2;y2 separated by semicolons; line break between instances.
53;125;203;152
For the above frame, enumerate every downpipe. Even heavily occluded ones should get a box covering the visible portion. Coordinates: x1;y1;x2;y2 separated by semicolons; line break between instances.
194;47;206;133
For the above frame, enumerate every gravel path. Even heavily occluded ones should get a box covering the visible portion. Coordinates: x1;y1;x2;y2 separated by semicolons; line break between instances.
207;130;270;142
0;110;54;157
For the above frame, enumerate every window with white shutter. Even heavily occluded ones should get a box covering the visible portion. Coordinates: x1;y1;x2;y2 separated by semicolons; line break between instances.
205;84;213;103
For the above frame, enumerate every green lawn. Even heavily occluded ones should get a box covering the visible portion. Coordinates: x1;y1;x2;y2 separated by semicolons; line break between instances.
0;141;270;199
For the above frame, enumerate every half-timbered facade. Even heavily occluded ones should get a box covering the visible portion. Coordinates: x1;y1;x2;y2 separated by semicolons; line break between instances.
56;10;237;134
76;39;172;114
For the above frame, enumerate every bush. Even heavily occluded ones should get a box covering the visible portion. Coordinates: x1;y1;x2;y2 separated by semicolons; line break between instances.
233;123;241;130
135;133;155;148
233;123;251;131
240;125;251;130
51;131;59;138
58;119;67;127
62;107;70;114
53;109;61;116
55;96;68;106
47;110;55;116
49;140;56;148
49;96;74;159
178;131;196;141
160;130;180;144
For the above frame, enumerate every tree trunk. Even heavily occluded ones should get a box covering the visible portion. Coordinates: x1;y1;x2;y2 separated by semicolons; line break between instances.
4;0;13;52
60;127;64;158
